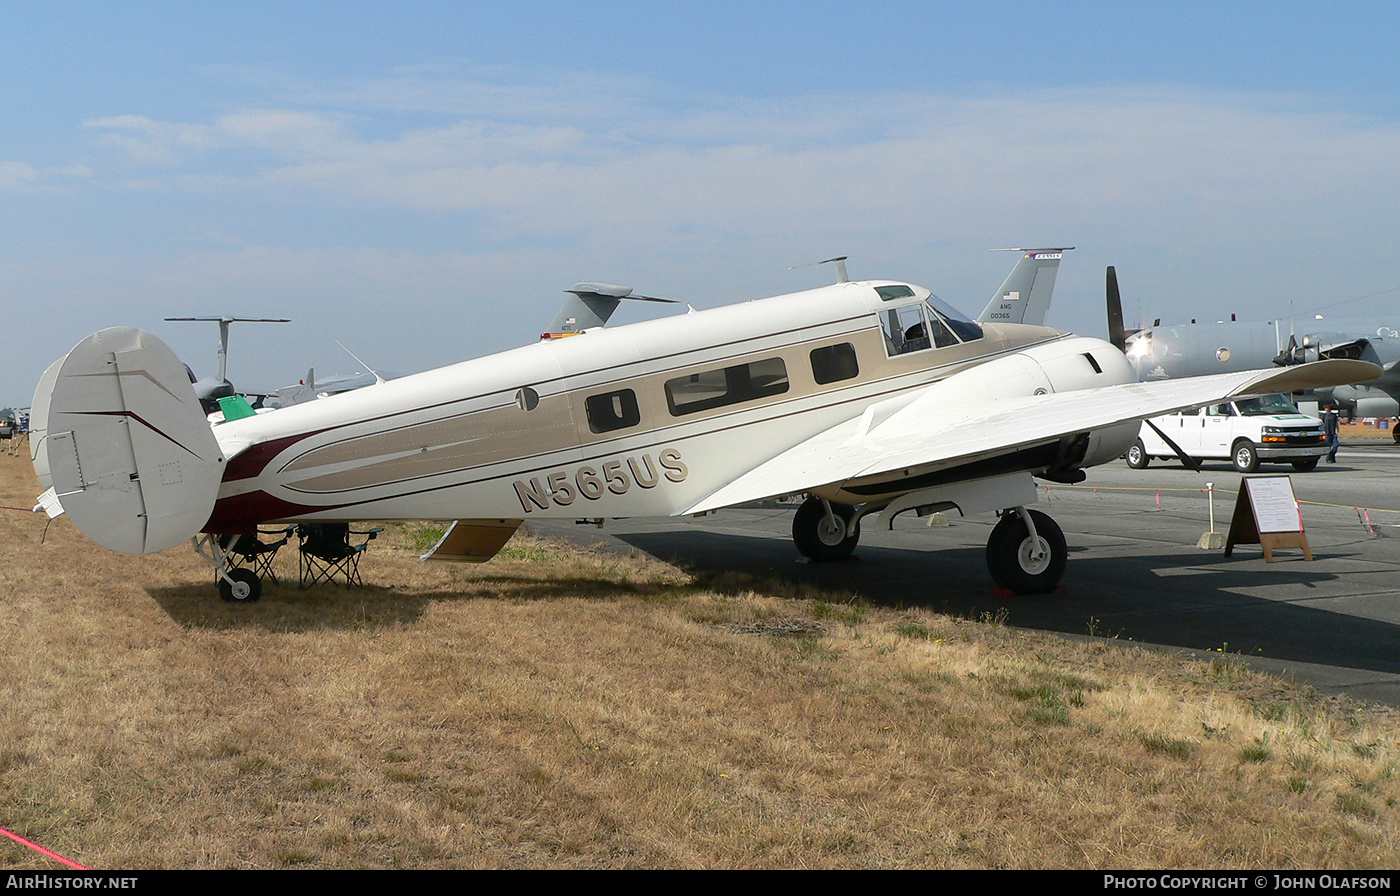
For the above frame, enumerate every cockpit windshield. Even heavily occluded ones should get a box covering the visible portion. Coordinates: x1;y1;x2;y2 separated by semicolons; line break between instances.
1235;394;1303;416
926;295;984;343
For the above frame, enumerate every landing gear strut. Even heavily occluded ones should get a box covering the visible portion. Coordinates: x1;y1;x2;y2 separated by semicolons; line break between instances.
192;534;263;603
792;496;859;562
985;507;1066;594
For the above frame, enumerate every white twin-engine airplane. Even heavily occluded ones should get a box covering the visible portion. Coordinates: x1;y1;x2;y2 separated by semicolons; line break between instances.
30;249;1377;602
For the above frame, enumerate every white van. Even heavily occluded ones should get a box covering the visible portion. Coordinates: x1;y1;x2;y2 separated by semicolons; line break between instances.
1125;394;1328;473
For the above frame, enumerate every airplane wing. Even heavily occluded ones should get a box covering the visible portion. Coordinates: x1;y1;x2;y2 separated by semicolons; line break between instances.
682;359;1379;515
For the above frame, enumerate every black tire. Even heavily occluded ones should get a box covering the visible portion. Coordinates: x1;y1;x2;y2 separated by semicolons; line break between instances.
985;509;1067;595
792;497;858;562
1125;439;1150;469
219;567;262;603
1292;457;1319;472
1232;441;1260;473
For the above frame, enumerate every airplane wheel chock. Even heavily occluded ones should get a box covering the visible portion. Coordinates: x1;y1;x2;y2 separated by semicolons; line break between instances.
793;497;859;562
219;568;263;603
985;508;1066;594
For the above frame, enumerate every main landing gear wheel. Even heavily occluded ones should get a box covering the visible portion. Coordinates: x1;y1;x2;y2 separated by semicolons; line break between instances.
985;509;1067;595
219;567;262;603
792;497;859;562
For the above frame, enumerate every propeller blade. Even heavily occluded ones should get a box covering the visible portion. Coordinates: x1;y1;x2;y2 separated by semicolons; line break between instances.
1106;266;1127;353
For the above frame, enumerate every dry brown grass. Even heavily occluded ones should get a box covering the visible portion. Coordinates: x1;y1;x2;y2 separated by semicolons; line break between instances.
1339;422;1396;440
3;448;1400;868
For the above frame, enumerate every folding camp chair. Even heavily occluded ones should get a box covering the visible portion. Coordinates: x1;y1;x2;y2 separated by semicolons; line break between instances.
217;526;295;585
297;523;382;588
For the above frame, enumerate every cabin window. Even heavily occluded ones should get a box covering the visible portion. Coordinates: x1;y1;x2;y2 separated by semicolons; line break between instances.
810;343;859;385
584;389;641;433
665;357;789;416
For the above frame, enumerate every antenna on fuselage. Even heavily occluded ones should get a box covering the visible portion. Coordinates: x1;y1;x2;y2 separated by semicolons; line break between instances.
335;341;386;386
790;256;849;283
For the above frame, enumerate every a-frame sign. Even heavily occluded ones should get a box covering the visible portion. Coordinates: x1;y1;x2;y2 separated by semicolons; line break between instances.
1223;475;1312;562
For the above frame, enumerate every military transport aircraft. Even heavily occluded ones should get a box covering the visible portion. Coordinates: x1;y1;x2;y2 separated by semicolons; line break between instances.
165;315;291;413
1106;267;1400;436
30;249;1376;602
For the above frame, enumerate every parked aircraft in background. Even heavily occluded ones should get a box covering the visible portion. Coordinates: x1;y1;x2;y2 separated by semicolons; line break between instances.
975;248;1071;327
165;316;290;413
1105;267;1400;441
31;249;1376;602
541;282;687;339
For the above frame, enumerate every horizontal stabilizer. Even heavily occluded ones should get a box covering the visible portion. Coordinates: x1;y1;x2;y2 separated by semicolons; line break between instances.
35;328;225;554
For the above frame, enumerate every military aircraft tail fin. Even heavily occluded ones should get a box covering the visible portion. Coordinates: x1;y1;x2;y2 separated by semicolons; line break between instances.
977;248;1073;326
543;283;683;339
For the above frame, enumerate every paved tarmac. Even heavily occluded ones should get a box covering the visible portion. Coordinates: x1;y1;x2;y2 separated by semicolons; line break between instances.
536;438;1400;707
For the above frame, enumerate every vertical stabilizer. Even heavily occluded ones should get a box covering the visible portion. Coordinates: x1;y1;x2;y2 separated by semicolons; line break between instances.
545;283;630;337
34;328;225;554
977;248;1073;326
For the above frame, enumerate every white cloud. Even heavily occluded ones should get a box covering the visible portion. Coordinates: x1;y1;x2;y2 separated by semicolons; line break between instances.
0;160;92;191
9;74;1400;403
0;161;41;189
76;83;1398;245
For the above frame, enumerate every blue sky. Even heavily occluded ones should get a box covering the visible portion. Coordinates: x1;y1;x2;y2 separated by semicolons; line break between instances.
4;1;1400;406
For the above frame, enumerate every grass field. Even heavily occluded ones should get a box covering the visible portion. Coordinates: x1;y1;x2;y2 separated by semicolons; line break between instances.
3;447;1400;869
1340;422;1396;440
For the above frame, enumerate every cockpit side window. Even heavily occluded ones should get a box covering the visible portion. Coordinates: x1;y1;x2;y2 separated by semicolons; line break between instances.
880;305;930;355
879;302;970;356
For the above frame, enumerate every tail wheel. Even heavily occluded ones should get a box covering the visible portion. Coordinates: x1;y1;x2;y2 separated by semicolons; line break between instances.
219;568;262;603
986;509;1067;594
792;497;859;562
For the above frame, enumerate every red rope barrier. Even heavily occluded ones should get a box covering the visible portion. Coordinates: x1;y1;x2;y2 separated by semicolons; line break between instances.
0;825;88;870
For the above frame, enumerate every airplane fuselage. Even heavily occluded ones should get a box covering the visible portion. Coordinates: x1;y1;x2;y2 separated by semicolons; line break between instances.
34;250;1380;598
204;279;1135;531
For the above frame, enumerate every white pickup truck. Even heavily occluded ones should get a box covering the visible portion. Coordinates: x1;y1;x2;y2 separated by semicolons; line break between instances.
1125;394;1329;473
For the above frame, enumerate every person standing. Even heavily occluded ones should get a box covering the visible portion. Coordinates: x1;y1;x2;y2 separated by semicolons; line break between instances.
1324;405;1340;463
